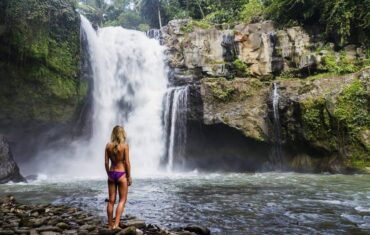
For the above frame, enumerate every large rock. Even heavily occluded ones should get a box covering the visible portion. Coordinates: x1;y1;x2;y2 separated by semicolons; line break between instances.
231;21;316;77
234;21;279;76
0;135;25;183
196;69;370;171
274;69;370;171
162;19;235;81
201;78;269;141
163;19;318;80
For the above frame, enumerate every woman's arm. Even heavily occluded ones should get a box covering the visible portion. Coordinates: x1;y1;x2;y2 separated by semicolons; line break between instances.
124;144;132;186
105;144;110;174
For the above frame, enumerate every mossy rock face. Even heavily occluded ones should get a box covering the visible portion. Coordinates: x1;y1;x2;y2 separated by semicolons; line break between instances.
279;69;370;171
201;77;269;142
0;0;85;125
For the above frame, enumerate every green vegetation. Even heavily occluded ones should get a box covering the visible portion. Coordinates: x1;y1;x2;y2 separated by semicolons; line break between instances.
265;0;370;46
278;45;370;81
233;58;250;77
80;0;369;48
334;79;370;168
240;0;264;23
320;51;358;75
300;78;370;169
209;82;236;102
0;0;85;123
301;97;336;149
333;79;369;138
180;19;211;33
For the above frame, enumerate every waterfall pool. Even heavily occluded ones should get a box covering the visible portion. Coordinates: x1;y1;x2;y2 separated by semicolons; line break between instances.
1;172;370;234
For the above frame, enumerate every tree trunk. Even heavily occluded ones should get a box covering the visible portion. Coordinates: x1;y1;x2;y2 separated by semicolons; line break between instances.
157;1;162;28
196;0;205;18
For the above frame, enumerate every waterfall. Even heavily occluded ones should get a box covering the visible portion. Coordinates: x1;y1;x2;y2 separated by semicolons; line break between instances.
80;16;169;176
34;16;168;178
163;86;189;171
271;83;283;168
147;29;162;40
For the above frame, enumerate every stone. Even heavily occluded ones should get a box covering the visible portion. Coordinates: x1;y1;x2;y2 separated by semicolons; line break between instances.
201;78;269;141
274;68;370;171
163;19;322;81
62;230;77;235
35;226;62;233
184;225;210;235
78;225;95;231
77;230;89;235
173;231;195;235
115;226;137;235
40;232;61;235
0;230;15;235
32;212;39;217
14;228;30;234
134;229;143;235
0;135;25;184
344;44;357;60
29;229;39;235
120;219;146;229
97;229;116;235
56;222;70;230
30;218;48;227
162;19;234;78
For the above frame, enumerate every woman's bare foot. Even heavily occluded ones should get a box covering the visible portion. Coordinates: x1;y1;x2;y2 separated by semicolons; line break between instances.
112;225;122;230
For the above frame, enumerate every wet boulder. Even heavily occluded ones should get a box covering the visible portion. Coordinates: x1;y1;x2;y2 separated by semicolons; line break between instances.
0;134;25;183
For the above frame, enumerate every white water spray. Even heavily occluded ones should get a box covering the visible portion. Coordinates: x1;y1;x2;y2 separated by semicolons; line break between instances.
34;16;168;178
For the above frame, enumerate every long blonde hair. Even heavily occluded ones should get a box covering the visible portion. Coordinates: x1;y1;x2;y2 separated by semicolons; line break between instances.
110;125;126;155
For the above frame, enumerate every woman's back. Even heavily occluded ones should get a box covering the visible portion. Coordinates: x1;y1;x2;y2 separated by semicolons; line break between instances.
107;143;126;172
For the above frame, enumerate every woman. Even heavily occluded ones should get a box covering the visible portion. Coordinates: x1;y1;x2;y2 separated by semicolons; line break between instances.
105;125;132;229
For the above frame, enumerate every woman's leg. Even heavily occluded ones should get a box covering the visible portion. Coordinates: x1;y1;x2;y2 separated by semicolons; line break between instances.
107;179;117;229
113;176;128;228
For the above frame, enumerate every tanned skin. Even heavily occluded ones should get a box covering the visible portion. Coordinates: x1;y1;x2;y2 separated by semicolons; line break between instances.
105;143;132;229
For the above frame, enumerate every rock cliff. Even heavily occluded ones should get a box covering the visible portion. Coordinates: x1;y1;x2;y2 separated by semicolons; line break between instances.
162;19;370;172
0;0;89;161
0;0;86;128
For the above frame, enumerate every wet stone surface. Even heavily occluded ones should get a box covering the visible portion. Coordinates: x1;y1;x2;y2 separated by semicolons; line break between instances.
0;196;210;235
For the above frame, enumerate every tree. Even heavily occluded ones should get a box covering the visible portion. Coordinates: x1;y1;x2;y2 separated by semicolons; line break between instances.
266;0;370;46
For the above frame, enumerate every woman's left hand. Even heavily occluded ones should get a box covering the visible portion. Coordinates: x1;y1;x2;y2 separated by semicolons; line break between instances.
127;177;132;186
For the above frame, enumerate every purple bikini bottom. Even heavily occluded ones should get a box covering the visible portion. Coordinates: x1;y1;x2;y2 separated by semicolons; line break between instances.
108;171;126;183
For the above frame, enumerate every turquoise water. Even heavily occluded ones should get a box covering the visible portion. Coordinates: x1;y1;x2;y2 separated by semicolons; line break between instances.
1;173;370;234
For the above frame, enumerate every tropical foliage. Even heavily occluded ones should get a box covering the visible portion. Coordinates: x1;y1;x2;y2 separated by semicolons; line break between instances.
78;0;370;46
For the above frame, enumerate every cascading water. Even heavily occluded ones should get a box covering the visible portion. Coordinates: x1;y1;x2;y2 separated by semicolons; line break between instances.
147;29;162;40
163;86;189;171
34;16;168;178
271;82;283;168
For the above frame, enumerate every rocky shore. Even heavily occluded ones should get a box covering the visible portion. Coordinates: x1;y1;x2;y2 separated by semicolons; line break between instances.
0;196;210;235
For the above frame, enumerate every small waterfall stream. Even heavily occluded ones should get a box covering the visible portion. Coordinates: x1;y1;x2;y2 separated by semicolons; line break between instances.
271;82;283;168
163;86;189;171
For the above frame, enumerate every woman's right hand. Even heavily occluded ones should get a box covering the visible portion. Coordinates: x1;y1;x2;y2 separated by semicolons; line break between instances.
127;177;132;186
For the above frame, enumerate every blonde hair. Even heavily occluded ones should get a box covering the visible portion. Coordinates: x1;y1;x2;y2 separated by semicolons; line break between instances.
110;125;126;155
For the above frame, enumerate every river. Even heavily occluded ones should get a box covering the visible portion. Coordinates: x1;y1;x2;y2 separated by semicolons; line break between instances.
1;173;370;234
